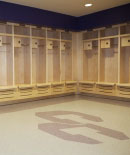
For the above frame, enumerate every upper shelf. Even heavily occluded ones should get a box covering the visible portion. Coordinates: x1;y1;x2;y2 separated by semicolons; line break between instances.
100;27;118;38
47;29;60;39
120;24;130;35
83;30;98;40
14;25;30;36
32;27;46;38
82;24;130;41
0;23;12;34
61;32;72;41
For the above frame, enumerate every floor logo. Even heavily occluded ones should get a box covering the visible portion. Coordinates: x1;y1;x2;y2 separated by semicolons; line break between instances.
36;111;129;144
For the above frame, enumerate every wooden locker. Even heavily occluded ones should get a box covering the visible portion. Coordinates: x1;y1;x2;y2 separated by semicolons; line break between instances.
0;36;2;46
101;39;110;48
47;40;53;50
61;42;66;51
84;41;92;50
14;38;21;48
121;37;130;47
32;39;38;49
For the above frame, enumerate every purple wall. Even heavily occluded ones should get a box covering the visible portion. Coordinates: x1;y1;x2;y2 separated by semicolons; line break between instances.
78;3;130;30
0;1;129;31
0;1;78;31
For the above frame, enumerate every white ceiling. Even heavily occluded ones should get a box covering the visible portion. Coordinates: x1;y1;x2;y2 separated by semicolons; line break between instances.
2;0;130;17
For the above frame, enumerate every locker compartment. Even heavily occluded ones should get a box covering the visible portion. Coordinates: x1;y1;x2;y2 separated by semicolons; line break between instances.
79;81;95;93
32;27;46;38
51;82;65;95
0;36;13;86
47;40;53;50
61;41;72;82
0;23;12;34
47;29;60;39
47;40;60;83
65;81;77;93
96;83;115;95
121;37;130;47
32;39;38;49
61;42;66;51
101;39;110;48
100;38;118;84
83;40;98;82
32;39;46;84
14;38;21;48
100;27;118;37
0;86;17;100
120;24;130;35
83;41;92;50
83;30;98;40
117;84;130;98
61;32;72;40
0;36;2;46
14;25;30;36
14;37;31;85
36;83;51;96
18;85;34;98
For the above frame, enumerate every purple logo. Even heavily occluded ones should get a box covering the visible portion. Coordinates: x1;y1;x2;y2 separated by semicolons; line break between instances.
36;111;129;144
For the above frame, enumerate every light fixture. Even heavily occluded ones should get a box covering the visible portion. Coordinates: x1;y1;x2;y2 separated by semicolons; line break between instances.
85;3;93;7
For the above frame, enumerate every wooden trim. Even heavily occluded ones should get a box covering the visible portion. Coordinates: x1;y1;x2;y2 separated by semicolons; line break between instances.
83;38;98;42
100;35;118;40
51;82;65;86
0;86;17;91
47;38;60;41
18;84;35;89
96;82;115;86
14;35;30;38
37;83;51;87
32;36;46;40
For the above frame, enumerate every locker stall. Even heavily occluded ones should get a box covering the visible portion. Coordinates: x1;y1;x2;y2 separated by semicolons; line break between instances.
97;27;118;95
31;27;46;84
0;24;13;86
79;23;130;99
0;21;130;104
79;30;98;93
47;29;64;95
14;25;33;98
0;23;16;101
117;24;130;98
61;32;77;93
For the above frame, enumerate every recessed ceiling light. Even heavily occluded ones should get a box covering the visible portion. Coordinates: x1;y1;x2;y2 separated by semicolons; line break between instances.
85;3;93;7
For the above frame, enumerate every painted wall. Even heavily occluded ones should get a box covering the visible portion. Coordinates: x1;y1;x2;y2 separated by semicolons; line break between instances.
0;1;77;31
78;3;130;31
0;1;129;31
